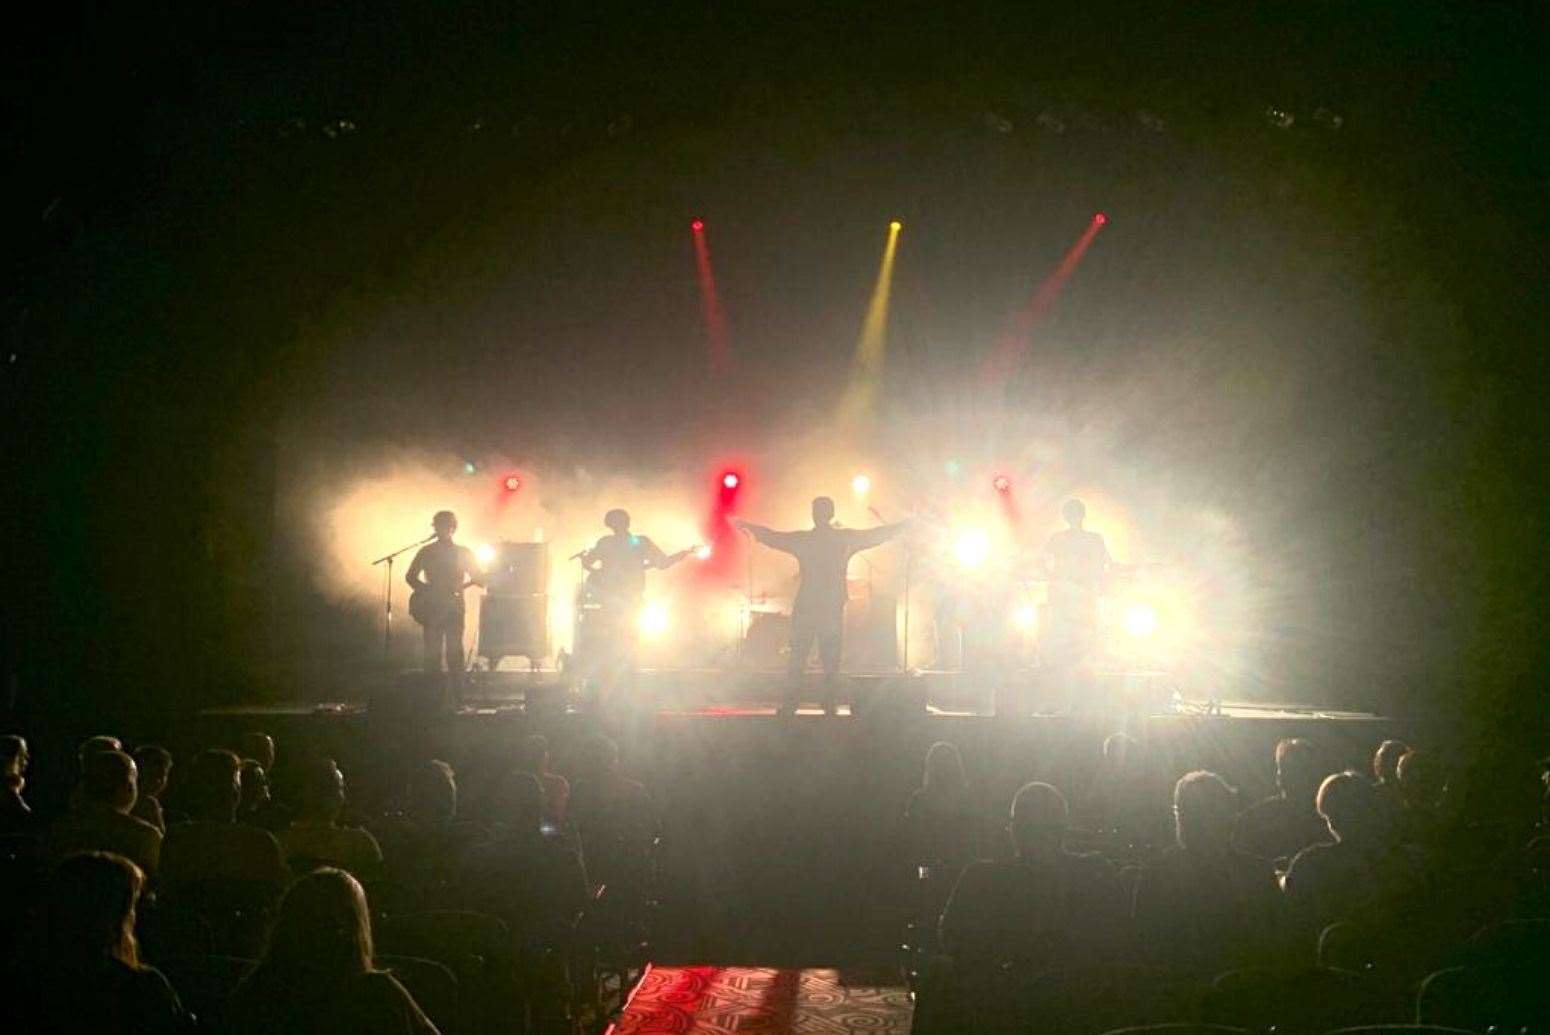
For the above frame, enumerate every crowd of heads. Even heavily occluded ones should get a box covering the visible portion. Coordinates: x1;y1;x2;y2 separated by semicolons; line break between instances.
1;713;1545;1033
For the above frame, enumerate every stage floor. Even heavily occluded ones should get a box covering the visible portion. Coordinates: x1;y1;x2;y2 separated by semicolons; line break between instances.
607;965;912;1035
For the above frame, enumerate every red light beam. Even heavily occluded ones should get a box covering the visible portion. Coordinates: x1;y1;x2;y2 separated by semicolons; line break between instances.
691;219;731;377
980;212;1108;386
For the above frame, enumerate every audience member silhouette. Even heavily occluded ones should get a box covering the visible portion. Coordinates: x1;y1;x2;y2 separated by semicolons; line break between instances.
1081;731;1158;846
568;733;656;894
4;851;191;1032
1393;748;1447;850
1283;769;1422;932
1132;770;1281;973
1233;738;1331;864
376;759;478;907
237;731;276;772
130;745;171;833
905;742;977;886
160;749;287;893
237;759;271;821
940;781;1118;966
1371;738;1411;812
277;757;382;877
223;868;439;1035
49;750;162;876
459;772;588;947
0;734;34;835
516;733;570;825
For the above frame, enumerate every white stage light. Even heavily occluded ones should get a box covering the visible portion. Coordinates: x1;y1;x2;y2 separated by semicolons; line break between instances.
474;543;496;567
638;602;670;639
694;543;713;560
852;473;872;496
1123;603;1158;638
953;528;991;569
1011;604;1038;632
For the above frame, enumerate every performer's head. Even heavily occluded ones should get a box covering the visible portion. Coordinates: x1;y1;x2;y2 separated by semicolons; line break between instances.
811;496;836;527
432;510;458;539
1062;498;1087;529
604;508;631;534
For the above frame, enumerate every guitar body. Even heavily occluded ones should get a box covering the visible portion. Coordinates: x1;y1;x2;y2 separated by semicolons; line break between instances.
409;586;469;628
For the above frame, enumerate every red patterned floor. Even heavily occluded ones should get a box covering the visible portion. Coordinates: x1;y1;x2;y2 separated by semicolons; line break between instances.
609;965;913;1034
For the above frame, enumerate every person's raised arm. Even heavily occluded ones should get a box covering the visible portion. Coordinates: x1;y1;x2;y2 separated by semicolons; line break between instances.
848;519;909;553
732;518;803;554
640;536;672;569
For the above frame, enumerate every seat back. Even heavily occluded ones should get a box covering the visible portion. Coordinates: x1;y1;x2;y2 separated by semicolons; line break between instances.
379;954;459;1034
155;953;256;1023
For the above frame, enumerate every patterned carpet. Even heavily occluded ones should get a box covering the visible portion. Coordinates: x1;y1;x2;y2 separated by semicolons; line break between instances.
610;965;913;1034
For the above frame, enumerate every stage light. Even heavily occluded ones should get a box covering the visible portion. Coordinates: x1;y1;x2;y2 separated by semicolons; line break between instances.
953;528;991;569
694;543;712;560
1012;604;1038;632
1123;603;1158;638
1094;212;1108;226
502;475;521;492
852;473;872;496
462;460;477;475
474;543;497;567
992;474;1011;493
721;472;740;490
691;218;704;231
889;220;902;232
638;602;670;640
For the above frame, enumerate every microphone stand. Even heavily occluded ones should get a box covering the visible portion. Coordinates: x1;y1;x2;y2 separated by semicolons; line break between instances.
371;534;436;670
870;506;911;673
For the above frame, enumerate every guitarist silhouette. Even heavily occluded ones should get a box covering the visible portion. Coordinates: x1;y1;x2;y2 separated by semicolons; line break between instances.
406;510;481;698
574;508;693;708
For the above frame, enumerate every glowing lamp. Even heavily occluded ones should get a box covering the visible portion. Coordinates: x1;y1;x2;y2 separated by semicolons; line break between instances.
638;602;670;640
721;472;740;490
694;543;712;560
953;528;991;569
1123;603;1158;638
462;460;477;475
889;220;902;232
474;543;497;567
691;218;705;231
992;474;1011;493
502;475;521;492
851;473;872;497
1094;212;1109;226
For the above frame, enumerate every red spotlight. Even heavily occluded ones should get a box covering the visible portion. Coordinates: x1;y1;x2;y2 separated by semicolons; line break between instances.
1094;212;1108;226
721;472;740;490
691;218;705;232
993;474;1011;493
502;475;521;492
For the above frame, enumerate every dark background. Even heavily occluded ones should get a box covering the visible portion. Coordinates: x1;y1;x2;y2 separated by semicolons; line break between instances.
3;2;1546;742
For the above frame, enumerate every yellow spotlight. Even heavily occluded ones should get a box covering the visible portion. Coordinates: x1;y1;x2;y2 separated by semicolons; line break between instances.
474;543;497;567
1012;604;1038;633
694;543;713;560
851;473;872;497
889;219;902;232
953;528;990;569
1123;603;1159;638
638;602;670;640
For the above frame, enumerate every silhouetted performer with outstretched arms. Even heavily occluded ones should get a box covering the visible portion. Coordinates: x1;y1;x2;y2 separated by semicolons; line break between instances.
735;497;907;715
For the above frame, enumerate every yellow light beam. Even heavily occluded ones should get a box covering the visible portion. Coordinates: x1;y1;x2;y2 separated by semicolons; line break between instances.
839;221;902;423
